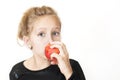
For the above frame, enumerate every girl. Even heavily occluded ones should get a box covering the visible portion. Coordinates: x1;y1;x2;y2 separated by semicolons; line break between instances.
9;6;85;80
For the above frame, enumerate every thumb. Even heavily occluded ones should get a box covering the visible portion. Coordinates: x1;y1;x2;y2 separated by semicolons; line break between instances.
50;53;60;65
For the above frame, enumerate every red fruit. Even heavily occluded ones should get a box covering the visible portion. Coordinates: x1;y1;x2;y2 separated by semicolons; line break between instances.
45;44;60;60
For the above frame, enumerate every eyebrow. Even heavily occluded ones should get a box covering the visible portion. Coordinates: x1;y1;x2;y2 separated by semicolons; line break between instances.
54;26;61;29
36;28;45;32
36;26;61;31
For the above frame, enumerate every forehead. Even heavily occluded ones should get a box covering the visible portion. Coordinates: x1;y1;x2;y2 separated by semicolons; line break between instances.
32;15;61;30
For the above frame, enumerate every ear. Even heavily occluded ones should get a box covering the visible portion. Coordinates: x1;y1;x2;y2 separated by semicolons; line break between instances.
23;36;31;48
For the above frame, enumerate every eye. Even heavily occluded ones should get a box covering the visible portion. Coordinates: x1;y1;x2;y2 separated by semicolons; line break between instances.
38;32;46;37
52;31;60;36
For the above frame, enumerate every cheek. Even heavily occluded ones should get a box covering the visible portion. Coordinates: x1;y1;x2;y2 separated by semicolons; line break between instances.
31;38;46;51
53;37;61;41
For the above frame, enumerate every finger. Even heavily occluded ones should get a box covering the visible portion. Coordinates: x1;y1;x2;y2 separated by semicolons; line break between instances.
50;41;65;50
50;58;58;65
50;44;65;56
50;53;61;63
50;42;68;56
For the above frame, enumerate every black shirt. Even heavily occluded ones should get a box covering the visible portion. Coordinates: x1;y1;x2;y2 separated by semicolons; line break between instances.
9;59;85;80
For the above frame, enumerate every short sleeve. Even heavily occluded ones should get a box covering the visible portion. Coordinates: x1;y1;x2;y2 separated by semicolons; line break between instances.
9;61;24;80
68;59;86;80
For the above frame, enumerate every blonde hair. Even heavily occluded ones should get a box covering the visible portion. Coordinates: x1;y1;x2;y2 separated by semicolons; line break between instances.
17;6;61;41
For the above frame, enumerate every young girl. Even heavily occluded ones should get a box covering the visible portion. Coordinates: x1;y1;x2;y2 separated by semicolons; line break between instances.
9;6;85;80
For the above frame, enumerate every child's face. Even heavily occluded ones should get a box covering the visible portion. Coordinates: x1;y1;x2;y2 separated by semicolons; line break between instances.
29;15;61;57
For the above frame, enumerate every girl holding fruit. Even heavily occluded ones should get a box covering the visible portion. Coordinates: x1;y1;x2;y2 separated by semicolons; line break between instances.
9;6;86;80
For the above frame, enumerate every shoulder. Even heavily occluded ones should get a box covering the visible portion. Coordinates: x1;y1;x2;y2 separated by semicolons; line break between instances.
69;59;84;75
9;61;25;80
69;59;83;72
69;59;80;66
69;59;83;71
69;59;86;80
11;61;24;71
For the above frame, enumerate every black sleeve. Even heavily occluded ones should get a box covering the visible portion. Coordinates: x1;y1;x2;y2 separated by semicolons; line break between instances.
68;59;86;80
9;62;24;80
9;68;20;80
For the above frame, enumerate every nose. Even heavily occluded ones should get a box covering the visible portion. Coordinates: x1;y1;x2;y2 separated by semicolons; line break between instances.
48;33;53;42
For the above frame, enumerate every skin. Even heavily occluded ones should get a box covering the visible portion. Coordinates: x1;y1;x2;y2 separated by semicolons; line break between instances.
23;15;72;80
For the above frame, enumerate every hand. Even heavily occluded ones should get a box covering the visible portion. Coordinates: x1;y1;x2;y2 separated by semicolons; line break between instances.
50;41;73;80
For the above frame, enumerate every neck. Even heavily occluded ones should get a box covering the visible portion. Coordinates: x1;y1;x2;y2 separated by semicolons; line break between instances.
24;54;51;71
32;54;51;70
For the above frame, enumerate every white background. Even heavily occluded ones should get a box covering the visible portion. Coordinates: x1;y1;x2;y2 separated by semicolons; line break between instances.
0;0;120;80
